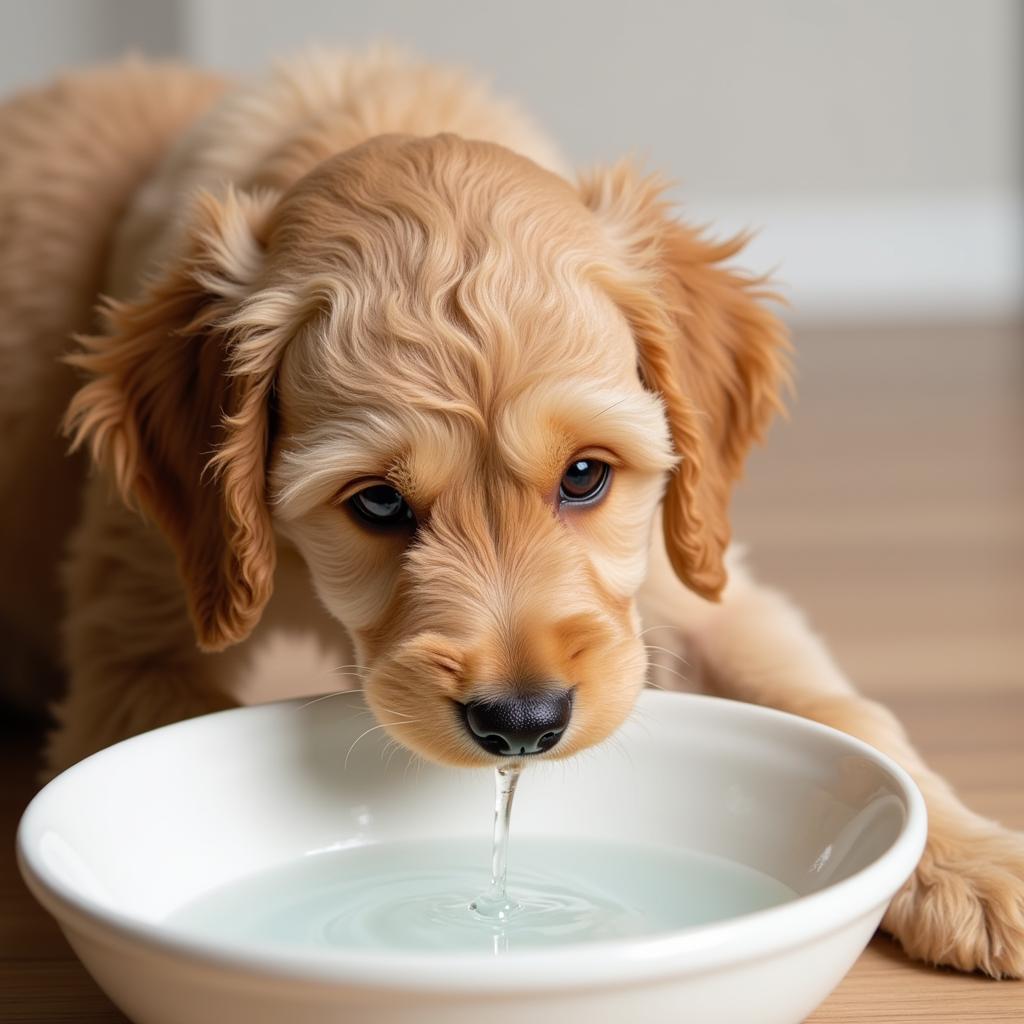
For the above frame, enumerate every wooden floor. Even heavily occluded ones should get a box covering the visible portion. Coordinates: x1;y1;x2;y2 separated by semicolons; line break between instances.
2;320;1022;1021
736;320;1024;1021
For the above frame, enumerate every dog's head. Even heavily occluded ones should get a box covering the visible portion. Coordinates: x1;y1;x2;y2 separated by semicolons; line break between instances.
67;134;787;765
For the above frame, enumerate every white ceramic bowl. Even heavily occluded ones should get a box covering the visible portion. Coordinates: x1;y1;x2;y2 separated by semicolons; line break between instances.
18;691;926;1024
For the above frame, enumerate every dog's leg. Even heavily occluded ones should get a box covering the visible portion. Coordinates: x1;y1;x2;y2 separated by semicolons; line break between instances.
45;482;238;778
641;542;1024;978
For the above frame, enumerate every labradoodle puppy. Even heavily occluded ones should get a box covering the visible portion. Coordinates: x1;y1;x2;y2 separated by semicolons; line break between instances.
0;49;1020;977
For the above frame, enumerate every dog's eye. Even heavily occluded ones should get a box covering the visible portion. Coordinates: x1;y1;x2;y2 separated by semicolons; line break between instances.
559;459;611;505
348;485;415;528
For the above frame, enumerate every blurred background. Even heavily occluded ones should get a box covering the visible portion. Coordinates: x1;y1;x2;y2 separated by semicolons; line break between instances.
3;0;1021;321
1;3;1021;1017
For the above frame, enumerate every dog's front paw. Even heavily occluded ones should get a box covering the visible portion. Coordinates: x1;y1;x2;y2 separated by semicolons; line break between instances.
882;816;1024;978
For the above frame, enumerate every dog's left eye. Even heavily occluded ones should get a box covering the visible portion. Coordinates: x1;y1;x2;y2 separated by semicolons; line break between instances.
348;485;415;528
559;459;611;505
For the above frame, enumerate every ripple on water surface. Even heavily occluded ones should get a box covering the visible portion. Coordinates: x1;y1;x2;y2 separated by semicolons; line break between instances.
165;838;797;954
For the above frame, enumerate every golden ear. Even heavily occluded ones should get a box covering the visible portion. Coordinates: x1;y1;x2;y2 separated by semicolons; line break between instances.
580;163;791;599
65;187;287;650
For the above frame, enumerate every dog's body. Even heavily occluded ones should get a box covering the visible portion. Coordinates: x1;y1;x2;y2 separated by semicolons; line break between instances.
1;50;1021;977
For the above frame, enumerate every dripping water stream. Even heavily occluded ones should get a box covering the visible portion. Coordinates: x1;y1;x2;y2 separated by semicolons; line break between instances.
469;764;522;922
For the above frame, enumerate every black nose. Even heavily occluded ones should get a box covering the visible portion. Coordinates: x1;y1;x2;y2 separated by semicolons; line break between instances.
462;690;573;756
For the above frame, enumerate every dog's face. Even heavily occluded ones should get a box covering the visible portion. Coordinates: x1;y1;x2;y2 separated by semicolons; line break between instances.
266;142;677;763
68;135;787;766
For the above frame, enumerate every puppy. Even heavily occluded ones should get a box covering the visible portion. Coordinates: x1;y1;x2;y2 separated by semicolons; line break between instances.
0;49;1020;977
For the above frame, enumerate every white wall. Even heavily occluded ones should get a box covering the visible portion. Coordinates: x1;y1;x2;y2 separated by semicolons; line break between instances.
2;0;1021;321
0;1;182;87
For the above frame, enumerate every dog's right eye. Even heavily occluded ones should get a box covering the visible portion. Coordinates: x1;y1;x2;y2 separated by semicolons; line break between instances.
348;485;415;529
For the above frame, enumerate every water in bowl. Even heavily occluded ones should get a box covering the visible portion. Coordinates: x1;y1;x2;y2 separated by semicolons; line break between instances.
166;762;796;955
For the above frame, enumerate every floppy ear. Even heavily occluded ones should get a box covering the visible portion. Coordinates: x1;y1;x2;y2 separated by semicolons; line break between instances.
579;163;791;600
65;187;287;651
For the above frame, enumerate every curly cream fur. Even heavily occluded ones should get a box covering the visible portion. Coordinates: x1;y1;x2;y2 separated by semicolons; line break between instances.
0;47;1020;979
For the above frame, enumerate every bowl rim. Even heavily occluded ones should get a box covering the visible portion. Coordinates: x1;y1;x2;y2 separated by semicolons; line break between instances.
17;691;927;993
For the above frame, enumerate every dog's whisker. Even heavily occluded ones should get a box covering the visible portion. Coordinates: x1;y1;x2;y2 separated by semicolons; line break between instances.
402;748;426;783
642;643;691;667
402;753;413;783
381;738;404;769
366;700;415;719
642;643;694;683
645;662;693;688
344;719;423;771
296;689;365;710
298;687;419;727
638;624;682;637
386;739;416;773
644;663;692;685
